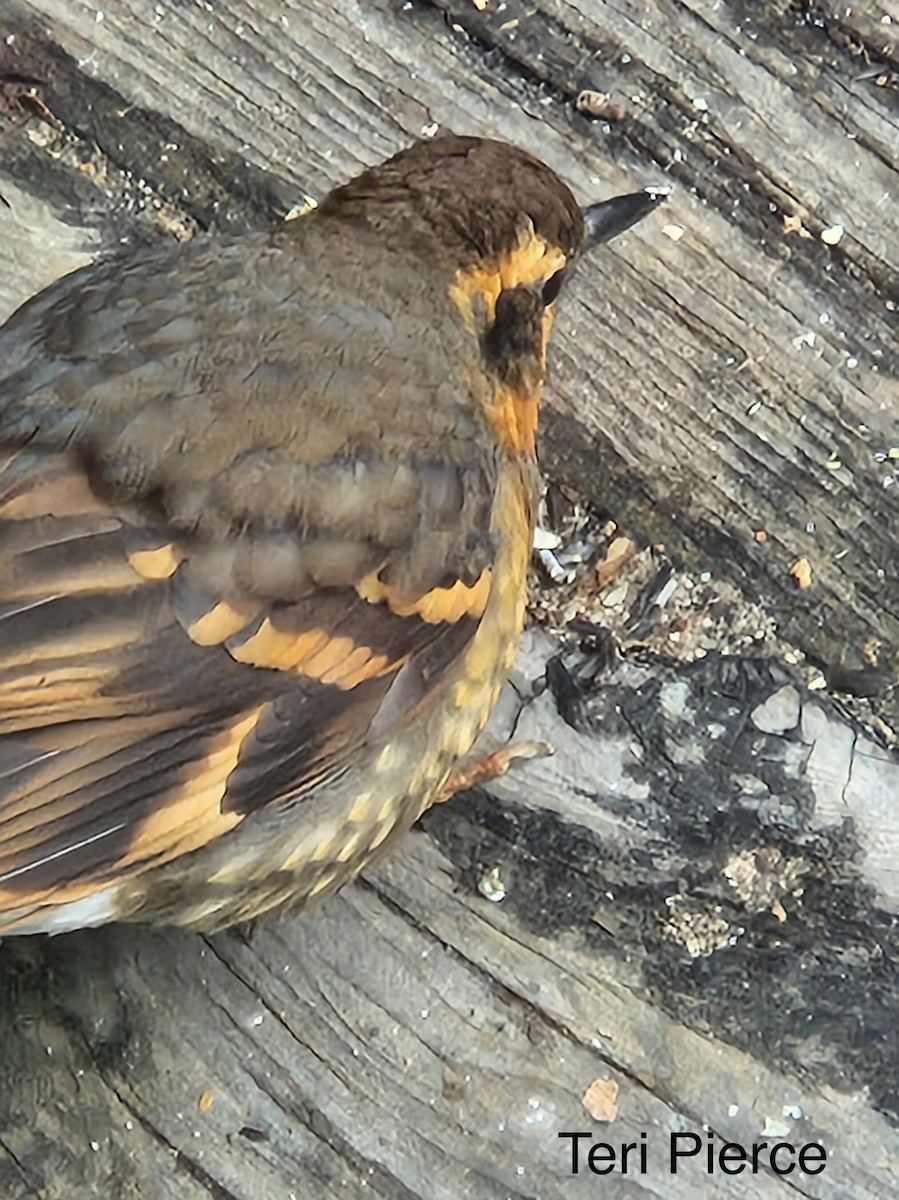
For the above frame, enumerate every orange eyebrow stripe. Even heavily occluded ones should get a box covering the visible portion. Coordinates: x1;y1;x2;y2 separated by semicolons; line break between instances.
357;568;492;623
446;225;560;456
448;228;567;330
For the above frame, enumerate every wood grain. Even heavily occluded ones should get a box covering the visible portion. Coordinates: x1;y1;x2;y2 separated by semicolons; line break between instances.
1;0;897;1196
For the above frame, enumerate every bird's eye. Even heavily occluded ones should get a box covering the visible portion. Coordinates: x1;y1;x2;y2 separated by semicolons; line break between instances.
542;269;567;307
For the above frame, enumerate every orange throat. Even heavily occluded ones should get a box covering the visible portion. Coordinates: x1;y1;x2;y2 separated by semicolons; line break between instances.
448;227;562;457
487;383;541;455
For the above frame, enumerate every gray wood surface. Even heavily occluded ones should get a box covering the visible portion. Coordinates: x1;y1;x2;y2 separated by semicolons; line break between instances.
0;1;897;1197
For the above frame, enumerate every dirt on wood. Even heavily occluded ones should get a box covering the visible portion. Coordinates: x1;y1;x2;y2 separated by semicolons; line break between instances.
0;0;897;1197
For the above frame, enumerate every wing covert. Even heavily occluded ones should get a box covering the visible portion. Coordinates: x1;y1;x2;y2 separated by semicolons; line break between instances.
0;220;501;927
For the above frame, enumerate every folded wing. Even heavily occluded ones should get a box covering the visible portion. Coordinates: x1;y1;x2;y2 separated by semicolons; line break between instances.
0;220;497;929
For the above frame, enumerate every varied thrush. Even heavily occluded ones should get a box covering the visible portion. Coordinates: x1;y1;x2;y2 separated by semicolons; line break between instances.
0;135;659;934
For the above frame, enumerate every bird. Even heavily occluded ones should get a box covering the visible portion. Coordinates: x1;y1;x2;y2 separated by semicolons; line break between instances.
0;134;660;935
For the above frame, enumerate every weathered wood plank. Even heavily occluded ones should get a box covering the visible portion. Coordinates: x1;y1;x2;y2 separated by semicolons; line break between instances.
1;0;897;1196
5;0;896;704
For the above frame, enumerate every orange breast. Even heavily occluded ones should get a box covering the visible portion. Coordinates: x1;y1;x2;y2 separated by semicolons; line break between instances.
445;459;534;737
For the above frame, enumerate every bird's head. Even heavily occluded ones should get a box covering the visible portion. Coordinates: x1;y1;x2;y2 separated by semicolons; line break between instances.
318;134;664;451
319;133;662;313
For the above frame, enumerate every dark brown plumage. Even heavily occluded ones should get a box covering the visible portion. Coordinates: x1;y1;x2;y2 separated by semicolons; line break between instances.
319;136;586;263
0;134;660;934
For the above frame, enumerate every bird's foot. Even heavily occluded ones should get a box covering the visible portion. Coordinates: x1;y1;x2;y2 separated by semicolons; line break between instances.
436;740;554;802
